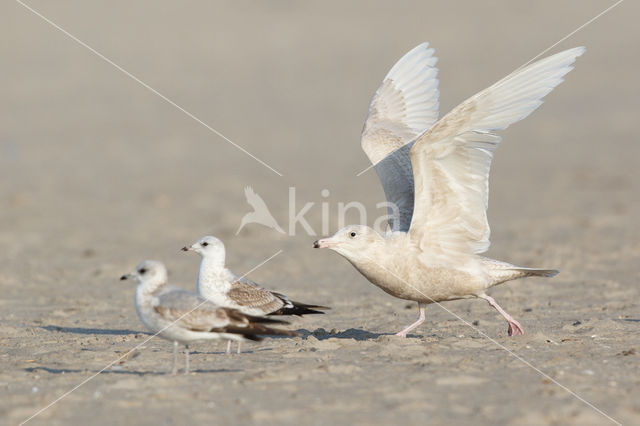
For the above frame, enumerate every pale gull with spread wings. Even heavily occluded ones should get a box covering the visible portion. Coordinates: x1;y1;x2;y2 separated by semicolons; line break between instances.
314;42;584;337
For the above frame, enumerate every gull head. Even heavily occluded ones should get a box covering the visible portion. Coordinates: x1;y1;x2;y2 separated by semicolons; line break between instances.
182;235;226;260
120;260;168;289
313;225;383;262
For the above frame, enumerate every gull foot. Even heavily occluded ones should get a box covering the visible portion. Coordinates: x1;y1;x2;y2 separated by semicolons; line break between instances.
394;331;408;338
507;320;524;336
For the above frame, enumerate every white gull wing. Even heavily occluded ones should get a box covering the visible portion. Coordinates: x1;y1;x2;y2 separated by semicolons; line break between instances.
408;47;585;261
361;42;440;232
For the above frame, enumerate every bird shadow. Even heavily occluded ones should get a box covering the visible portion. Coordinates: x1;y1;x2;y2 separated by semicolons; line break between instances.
24;366;241;376
190;348;273;355
41;325;147;336
295;328;394;341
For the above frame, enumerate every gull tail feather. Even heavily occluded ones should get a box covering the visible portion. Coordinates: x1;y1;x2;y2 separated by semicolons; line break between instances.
483;258;559;285
511;267;559;278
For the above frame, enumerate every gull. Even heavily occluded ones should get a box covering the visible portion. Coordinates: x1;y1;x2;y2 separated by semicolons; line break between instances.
121;260;296;374
314;42;584;337
182;236;329;353
236;186;285;235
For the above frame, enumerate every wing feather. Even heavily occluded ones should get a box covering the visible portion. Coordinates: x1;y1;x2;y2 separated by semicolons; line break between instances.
228;278;287;313
360;43;440;232
154;289;233;331
408;47;585;261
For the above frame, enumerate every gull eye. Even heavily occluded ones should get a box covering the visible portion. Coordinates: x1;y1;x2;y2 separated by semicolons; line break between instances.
139;268;147;274
202;242;209;247
350;232;357;238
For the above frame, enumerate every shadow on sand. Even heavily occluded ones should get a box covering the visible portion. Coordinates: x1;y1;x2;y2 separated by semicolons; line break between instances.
295;327;395;341
24;366;240;376
41;325;146;336
190;347;273;355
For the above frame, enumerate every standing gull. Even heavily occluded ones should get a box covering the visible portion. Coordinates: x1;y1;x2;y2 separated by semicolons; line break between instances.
121;260;296;374
314;42;584;337
183;236;329;353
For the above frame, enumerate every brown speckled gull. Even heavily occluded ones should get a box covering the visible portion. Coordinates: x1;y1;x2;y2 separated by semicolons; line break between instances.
121;260;296;374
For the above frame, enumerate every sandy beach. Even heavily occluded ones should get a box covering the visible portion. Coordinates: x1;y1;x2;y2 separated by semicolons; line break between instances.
1;1;639;424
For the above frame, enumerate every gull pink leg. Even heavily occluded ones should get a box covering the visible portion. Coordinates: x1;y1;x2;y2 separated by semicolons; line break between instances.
395;303;426;337
479;294;524;336
236;342;242;354
226;340;232;355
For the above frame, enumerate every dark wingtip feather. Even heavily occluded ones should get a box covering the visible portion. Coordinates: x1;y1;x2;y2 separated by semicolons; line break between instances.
247;324;298;337
241;334;264;342
269;301;330;316
220;324;297;338
245;314;290;325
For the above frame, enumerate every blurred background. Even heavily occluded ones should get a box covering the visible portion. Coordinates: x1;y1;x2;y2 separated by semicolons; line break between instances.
1;1;638;274
1;1;639;424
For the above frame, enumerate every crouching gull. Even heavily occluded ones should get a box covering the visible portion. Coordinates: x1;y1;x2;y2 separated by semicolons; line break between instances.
121;260;296;374
314;42;584;337
183;236;329;353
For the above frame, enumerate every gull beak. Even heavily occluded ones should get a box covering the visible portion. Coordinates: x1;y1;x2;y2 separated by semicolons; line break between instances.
181;246;192;252
120;273;132;281
313;238;340;249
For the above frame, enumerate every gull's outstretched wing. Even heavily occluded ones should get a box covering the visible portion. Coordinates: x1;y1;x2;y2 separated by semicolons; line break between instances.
361;43;440;232
408;47;585;262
